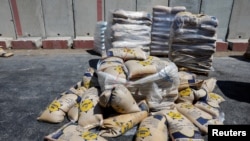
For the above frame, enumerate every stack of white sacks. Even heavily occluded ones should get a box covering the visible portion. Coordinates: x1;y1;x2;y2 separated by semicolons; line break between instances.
110;9;152;52
150;5;186;56
169;11;218;73
94;21;108;55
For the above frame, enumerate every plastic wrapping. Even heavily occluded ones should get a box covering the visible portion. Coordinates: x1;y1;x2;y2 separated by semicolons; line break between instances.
111;24;151;32
169;11;218;73
127;61;180;111
112;41;151;48
113;18;152;26
150;6;186;56
94;21;108;55
108;9;151;51
97;55;180;111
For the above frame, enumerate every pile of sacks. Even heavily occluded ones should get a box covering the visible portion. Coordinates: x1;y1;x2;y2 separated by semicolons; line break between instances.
169;11;218;73
37;47;225;141
150;5;186;56
110;9;152;52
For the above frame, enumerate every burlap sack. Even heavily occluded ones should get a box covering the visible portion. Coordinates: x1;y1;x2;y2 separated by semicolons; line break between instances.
37;93;80;123
135;115;168;141
176;87;195;103
44;122;107;141
99;101;149;137
207;93;225;108
103;66;126;80
176;102;223;134
67;103;80;122
106;47;148;60
194;101;220;118
111;84;141;114
152;107;204;141
78;87;103;129
97;57;124;71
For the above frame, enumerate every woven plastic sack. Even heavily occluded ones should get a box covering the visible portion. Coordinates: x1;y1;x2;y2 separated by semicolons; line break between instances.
178;71;202;91
110;84;141;114
113;18;152;25
112;9;151;20
78;87;103;129
152;107;204;141
176;87;195;103
135;115;168;141
125;57;159;79
99;101;149;137
37;93;81;123
67;103;80;122
103;66;127;79
194;101;220;118
97;57;124;71
99;89;112;108
97;70;127;91
176;102;223;134
111;23;151;32
207;93;225;108
82;67;96;89
65;67;95;97
44;122;107;141
106;47;148;60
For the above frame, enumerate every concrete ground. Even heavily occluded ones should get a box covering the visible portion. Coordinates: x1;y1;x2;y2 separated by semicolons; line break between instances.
0;49;249;141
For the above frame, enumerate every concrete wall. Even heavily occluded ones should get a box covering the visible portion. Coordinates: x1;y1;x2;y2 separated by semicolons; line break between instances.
137;0;169;14
228;0;250;39
201;0;234;40
42;0;74;37
169;0;201;14
0;0;249;48
0;0;16;38
74;0;104;37
105;0;136;21
15;0;45;37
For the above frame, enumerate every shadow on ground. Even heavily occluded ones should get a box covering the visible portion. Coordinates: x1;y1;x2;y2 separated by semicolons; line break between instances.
86;50;101;56
229;55;250;62
217;80;250;103
89;59;100;69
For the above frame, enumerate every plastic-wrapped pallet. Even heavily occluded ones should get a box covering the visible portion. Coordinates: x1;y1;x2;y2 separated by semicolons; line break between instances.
169;12;218;73
150;5;186;56
94;21;107;55
110;9;152;52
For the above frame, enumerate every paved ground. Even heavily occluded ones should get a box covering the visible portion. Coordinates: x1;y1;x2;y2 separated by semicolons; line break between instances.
0;49;249;141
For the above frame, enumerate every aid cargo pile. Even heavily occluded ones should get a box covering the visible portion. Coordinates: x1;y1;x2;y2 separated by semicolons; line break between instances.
38;6;225;141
